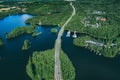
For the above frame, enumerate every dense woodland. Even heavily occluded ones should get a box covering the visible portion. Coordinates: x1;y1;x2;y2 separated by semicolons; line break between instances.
64;0;120;58
60;50;75;80
6;25;37;39
24;2;72;26
26;49;55;80
0;1;72;27
0;1;71;40
26;49;75;80
74;36;120;58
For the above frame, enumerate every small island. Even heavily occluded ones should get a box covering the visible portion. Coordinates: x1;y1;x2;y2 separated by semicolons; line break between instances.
0;37;4;47
6;25;37;39
22;40;30;50
32;32;42;37
51;28;58;33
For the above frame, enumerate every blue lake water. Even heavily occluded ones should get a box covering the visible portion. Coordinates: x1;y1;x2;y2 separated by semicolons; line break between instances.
0;14;33;39
62;32;120;80
0;14;120;80
0;14;59;80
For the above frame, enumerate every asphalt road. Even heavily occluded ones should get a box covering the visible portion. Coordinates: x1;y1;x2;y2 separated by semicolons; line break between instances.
54;2;76;80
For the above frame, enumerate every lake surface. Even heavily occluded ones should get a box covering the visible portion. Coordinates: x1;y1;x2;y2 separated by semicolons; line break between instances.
0;14;120;80
0;14;59;80
62;32;120;80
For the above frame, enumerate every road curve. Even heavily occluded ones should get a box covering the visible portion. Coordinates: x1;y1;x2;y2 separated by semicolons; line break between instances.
54;2;76;80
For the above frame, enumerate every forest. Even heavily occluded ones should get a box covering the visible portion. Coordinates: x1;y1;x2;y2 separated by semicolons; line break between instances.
1;1;72;40
73;36;120;58
0;1;120;80
6;25;37;39
0;1;72;27
60;50;75;80
24;1;72;26
65;0;120;58
26;49;75;80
